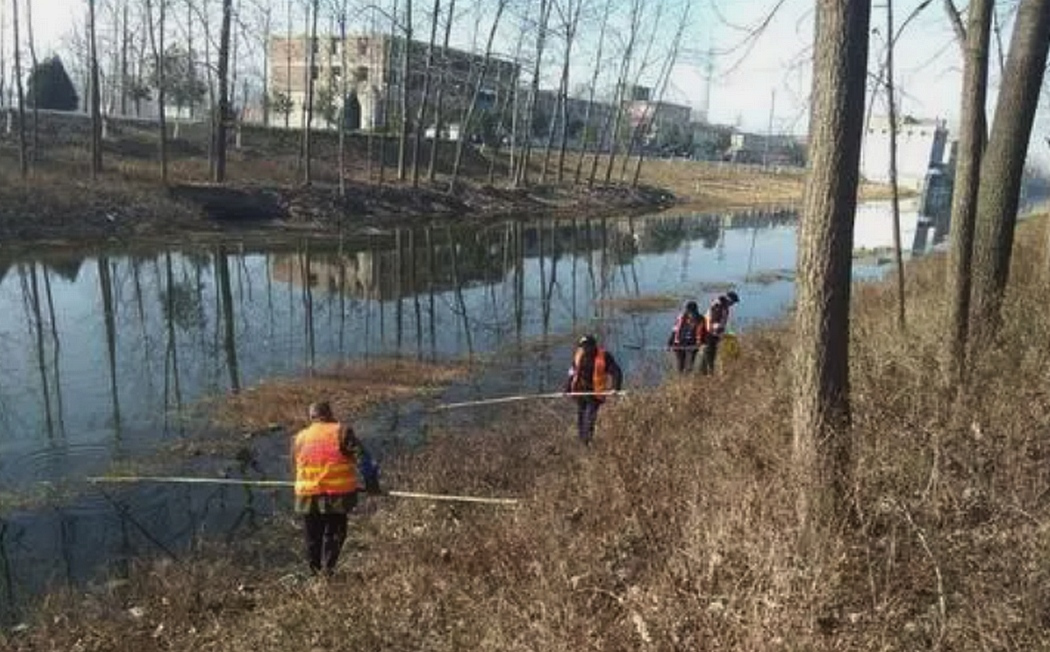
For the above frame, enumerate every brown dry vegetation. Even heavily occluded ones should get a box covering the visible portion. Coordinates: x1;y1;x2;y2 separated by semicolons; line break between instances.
9;216;1048;650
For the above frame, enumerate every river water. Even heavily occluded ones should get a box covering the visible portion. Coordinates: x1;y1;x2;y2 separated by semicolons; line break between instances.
0;201;935;619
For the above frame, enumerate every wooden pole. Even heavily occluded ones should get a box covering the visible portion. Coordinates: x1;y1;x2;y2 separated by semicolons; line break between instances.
86;476;519;506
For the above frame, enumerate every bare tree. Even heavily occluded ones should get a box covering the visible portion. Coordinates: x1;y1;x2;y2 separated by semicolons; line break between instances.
90;0;104;178
411;0;440;187
513;0;553;187
302;0;318;185
970;0;1050;348
449;0;507;192
426;0;455;182
397;0;412;181
213;0;232;183
379;0;399;183
338;0;349;196
540;0;582;185
24;0;37;163
260;0;272;127
884;0;905;329
146;0;169;183
1;1;6;114
792;0;871;527
574;0;610;186
590;0;641;188
630;2;688;187
943;0;992;387
11;0;26;178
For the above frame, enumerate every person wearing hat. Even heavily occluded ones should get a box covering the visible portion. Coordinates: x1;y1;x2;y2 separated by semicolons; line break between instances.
699;291;740;375
563;334;624;445
291;401;364;576
667;300;706;373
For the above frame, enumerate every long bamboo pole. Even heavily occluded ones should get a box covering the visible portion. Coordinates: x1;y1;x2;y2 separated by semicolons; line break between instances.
86;476;519;506
433;391;627;411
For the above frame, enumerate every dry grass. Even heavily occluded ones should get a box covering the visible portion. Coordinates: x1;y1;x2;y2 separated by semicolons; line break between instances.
8;220;1050;651
206;358;473;435
596;293;682;314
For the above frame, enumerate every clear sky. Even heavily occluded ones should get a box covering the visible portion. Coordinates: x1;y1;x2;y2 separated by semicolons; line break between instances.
7;0;1049;168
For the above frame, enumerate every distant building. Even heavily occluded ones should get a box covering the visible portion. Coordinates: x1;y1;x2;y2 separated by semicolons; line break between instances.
267;34;519;132
861;115;950;190
690;121;731;161
624;99;692;151
725;131;805;166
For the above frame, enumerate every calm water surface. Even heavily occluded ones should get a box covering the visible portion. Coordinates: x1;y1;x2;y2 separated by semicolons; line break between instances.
0;203;935;618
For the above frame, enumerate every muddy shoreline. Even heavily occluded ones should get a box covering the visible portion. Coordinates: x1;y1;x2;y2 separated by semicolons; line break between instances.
0;177;676;256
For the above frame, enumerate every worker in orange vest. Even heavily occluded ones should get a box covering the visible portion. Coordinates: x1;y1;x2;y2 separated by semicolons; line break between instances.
291;401;363;576
667;300;706;373
563;334;623;445
699;291;740;375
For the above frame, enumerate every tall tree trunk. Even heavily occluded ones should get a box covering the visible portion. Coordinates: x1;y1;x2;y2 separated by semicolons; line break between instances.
89;0;104;178
412;0;440;187
618;3;661;182
10;0;26;178
449;0;506;192
970;0;1050;348
303;0;318;185
146;0;168;183
427;0;455;182
943;0;992;387
513;0;552;188
120;0;128;116
213;0;232;183
284;0;292;129
554;0;583;184
338;3;348;196
592;0;641;188
885;0;905;330
24;0;37;165
792;0;871;529
1;1;6;114
379;0;399;183
397;0;413;181
631;3;688;187
262;3;271;127
574;0;610;186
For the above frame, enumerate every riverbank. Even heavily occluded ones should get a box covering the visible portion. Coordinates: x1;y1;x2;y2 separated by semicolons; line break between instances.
6;195;1048;652
0;118;898;251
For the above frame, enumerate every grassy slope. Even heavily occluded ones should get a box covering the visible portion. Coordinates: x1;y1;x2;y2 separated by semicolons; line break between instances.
8;217;1049;650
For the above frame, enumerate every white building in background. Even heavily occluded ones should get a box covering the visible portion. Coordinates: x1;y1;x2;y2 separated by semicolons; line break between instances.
861;116;950;190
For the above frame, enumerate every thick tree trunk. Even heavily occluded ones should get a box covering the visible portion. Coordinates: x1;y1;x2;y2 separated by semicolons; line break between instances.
970;0;1050;348
213;0;232;183
303;0;319;185
427;0;455;182
449;0;506;192
11;0;26;178
89;0;103;178
792;0;870;528
412;0;440;188
943;0;992;388
397;0;413;181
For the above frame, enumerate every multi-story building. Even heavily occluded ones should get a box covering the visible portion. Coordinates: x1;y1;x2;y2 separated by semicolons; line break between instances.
267;33;519;132
861;115;950;190
623;99;692;151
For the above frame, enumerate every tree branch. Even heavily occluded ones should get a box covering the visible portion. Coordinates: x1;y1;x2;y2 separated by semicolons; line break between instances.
943;0;966;45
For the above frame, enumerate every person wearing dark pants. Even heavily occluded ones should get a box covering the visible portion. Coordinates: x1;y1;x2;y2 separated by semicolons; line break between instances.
667;301;705;373
564;334;624;445
292;401;362;576
699;291;739;375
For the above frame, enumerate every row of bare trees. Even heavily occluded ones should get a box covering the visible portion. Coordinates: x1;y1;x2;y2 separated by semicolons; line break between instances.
793;0;1050;533
0;0;691;193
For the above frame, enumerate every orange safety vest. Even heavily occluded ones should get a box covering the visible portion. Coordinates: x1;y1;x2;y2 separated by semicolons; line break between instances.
672;313;703;347
294;422;358;497
572;347;609;400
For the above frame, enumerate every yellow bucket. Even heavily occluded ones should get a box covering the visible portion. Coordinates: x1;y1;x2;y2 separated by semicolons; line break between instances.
721;332;740;360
